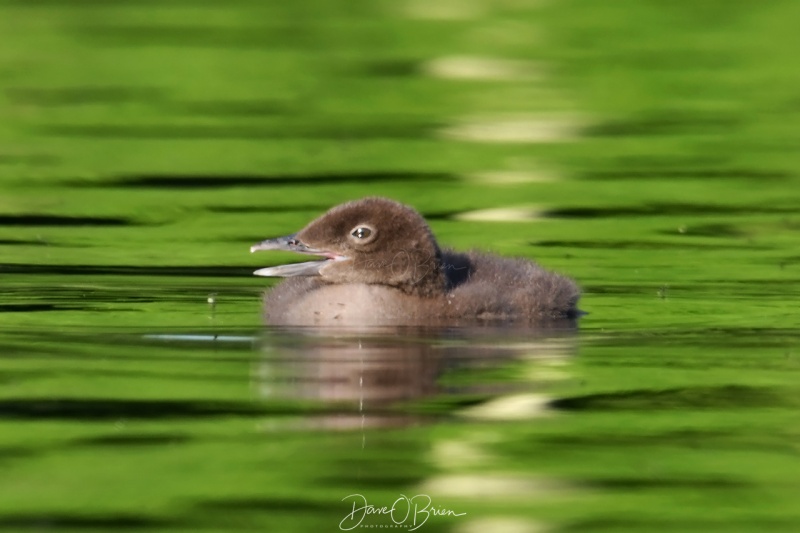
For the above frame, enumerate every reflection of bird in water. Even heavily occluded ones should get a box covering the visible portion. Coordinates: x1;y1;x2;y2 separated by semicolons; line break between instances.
250;197;580;327
255;328;576;429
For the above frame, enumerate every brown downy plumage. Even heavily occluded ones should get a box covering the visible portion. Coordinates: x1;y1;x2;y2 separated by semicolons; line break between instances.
251;197;580;327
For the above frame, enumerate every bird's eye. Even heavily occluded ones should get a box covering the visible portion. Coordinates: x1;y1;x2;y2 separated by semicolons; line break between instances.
351;227;372;239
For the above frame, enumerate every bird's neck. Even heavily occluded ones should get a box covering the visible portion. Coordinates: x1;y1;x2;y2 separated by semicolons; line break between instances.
395;247;448;297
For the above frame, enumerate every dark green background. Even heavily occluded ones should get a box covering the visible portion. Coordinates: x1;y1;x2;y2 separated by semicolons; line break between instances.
1;1;799;531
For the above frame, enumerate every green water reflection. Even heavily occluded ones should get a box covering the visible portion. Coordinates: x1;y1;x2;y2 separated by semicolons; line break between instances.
1;0;800;531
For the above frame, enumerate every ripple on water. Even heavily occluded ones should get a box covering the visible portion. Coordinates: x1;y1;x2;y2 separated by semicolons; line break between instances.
463;170;558;185
454;206;545;222
439;114;584;143
400;0;486;20
422;56;545;81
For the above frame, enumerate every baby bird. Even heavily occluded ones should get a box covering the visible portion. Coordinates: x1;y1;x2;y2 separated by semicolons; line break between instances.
250;197;580;327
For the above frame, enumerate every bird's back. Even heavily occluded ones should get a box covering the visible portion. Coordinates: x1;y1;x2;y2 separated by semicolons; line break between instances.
441;250;580;322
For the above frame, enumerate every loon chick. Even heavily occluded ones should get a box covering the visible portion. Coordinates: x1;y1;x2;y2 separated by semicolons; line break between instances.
250;197;580;326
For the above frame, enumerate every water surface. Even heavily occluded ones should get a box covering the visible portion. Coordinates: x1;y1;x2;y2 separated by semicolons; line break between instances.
1;1;800;531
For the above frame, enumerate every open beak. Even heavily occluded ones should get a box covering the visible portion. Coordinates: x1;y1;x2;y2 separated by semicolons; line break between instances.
249;234;347;277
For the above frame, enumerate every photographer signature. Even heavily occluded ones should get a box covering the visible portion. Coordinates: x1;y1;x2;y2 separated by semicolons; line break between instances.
339;493;466;531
